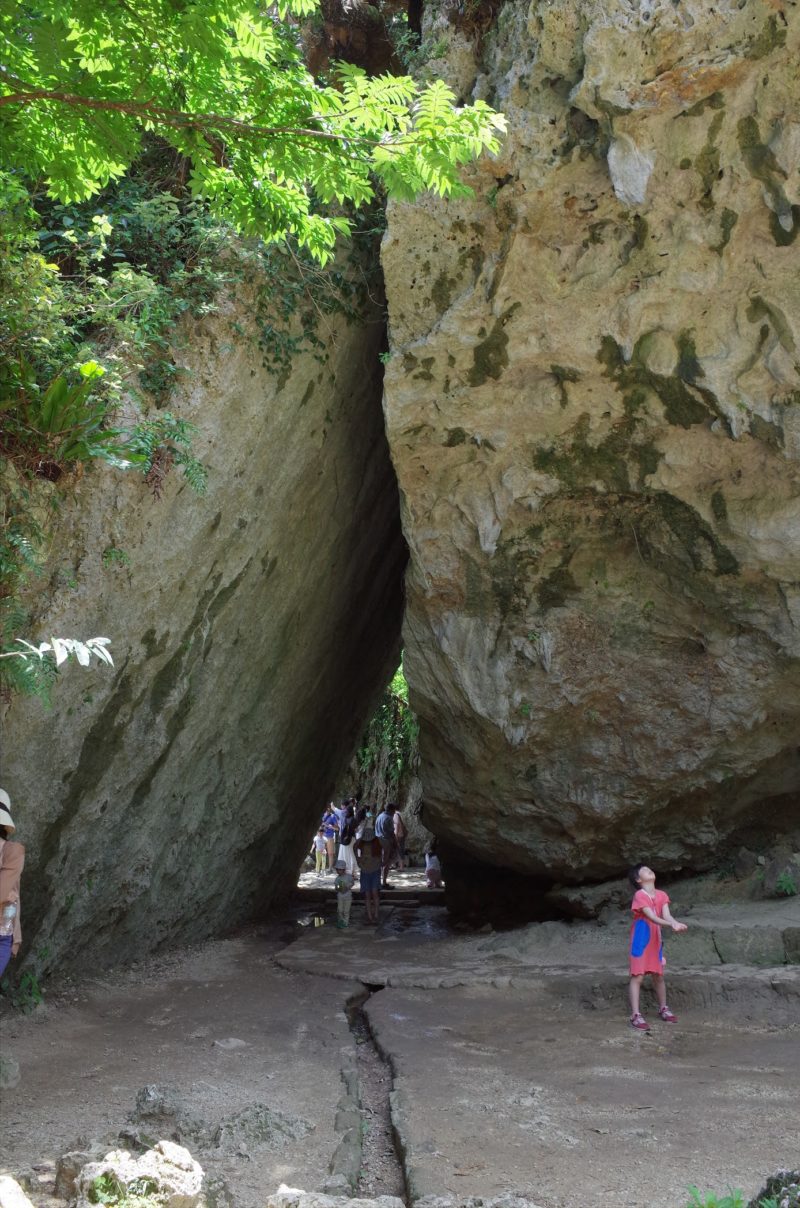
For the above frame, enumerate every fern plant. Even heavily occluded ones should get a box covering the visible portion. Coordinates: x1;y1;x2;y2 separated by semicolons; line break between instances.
125;413;208;497
0;360;128;476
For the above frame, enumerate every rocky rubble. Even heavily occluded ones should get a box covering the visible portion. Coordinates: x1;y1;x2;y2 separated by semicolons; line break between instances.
382;0;800;885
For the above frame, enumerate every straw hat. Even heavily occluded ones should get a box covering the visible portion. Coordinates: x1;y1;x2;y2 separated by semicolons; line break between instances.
0;788;15;833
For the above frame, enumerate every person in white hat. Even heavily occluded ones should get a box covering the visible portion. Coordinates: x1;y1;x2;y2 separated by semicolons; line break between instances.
0;789;24;976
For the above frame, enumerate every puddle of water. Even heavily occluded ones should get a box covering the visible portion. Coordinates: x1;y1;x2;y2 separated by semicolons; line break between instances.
378;907;454;940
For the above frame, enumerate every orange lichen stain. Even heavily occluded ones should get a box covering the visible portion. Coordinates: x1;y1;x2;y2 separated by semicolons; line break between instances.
628;60;751;110
564;196;578;211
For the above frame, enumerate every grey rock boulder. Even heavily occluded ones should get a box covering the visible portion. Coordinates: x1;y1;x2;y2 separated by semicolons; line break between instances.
763;854;800;898
383;0;800;885
712;926;786;966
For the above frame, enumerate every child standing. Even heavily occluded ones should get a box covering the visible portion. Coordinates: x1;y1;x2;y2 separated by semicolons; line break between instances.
628;863;687;1030
333;858;354;929
425;841;442;888
312;827;327;875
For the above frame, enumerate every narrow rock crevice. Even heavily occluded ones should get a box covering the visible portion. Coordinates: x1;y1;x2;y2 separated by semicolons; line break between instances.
346;985;409;1205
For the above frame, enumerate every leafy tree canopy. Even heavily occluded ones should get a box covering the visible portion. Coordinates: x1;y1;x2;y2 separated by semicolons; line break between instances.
0;0;506;261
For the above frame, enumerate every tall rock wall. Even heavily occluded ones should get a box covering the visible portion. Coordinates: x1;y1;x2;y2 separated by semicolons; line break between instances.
2;282;405;972
382;0;800;883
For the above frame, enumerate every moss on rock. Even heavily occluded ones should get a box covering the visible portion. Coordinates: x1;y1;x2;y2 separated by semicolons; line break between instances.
536;563;579;611
598;332;721;429
711;207;739;255
650;492;739;576
468;305;520;387
710;490;728;525
695;111;724;212
737;115;798;245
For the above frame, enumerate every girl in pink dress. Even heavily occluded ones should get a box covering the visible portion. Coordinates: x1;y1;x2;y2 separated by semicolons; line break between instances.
628;863;688;1030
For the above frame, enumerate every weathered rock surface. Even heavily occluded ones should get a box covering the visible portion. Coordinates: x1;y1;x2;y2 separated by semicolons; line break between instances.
382;0;800;883
75;1142;203;1208
2;276;405;972
0;1177;35;1208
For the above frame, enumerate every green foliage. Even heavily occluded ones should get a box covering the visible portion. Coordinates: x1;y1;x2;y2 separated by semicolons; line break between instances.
752;1170;800;1208
687;1179;800;1208
386;13;450;73
1;360;129;474
126;413;208;497
0;157;386;700
247;219;378;376
0;967;44;1012
1;0;505;262
0;168;219;698
357;661;419;789
102;546;131;569
686;1190;746;1208
1;0;505;701
0;472;58;701
89;1174;160;1207
775;870;798;897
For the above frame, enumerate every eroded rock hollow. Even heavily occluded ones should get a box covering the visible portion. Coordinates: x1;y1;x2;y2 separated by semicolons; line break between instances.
3;292;406;971
382;0;800;884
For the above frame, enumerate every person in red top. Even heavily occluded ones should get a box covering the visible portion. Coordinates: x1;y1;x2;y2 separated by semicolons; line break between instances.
627;862;687;1031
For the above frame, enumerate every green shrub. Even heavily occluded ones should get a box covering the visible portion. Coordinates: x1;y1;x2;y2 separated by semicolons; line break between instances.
686;1189;746;1208
775;870;798;897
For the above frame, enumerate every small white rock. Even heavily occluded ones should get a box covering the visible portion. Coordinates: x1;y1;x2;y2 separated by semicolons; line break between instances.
607;135;654;205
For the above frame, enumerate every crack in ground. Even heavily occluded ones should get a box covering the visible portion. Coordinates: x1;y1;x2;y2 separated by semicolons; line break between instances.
346;985;409;1205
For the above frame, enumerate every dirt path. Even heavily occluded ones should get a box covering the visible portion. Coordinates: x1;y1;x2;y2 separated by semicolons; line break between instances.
1;926;363;1208
2;899;798;1208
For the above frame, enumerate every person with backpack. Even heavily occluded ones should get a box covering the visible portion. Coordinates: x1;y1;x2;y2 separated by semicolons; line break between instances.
321;805;339;873
355;816;382;925
337;802;358;875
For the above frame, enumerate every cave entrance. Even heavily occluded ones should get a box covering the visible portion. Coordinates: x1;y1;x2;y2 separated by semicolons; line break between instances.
295;658;429;889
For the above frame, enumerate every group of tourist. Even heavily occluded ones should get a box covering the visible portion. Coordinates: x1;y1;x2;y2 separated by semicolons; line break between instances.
310;799;442;928
312;800;407;880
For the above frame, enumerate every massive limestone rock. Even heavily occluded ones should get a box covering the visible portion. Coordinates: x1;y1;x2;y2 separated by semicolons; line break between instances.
382;0;800;884
2;276;405;972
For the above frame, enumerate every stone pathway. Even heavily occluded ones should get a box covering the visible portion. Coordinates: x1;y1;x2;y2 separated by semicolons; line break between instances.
1;897;798;1208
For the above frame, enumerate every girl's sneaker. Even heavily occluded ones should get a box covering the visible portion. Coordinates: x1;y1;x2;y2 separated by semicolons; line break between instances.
658;1006;677;1022
630;1012;650;1031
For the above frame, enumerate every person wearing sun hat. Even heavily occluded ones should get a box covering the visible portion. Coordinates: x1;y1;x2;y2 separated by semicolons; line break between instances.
0;788;25;976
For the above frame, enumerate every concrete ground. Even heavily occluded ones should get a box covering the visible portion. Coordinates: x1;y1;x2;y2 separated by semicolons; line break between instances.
2;893;799;1208
368;983;799;1208
1;929;362;1208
